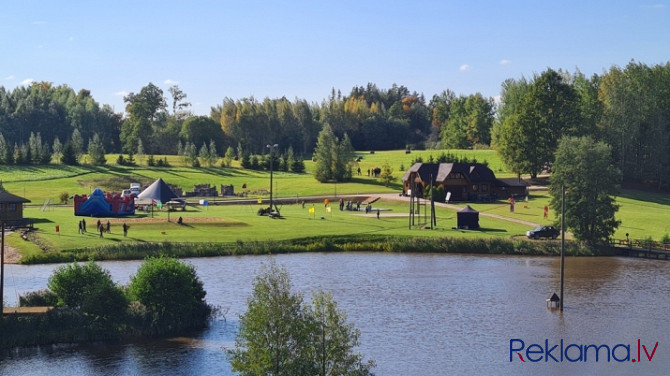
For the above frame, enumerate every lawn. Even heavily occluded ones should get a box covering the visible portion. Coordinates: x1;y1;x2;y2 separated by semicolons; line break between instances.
19;198;536;258
3;149;669;259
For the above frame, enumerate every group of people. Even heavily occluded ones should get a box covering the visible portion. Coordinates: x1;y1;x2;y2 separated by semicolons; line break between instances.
338;198;362;211
78;218;129;237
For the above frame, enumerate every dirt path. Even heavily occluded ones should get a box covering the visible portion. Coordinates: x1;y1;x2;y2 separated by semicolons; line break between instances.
374;193;541;227
2;244;21;264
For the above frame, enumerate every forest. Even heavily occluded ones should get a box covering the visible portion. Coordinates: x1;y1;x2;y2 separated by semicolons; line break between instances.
0;60;668;188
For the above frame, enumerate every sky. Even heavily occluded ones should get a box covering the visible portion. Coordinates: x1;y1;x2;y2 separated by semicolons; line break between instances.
1;1;668;116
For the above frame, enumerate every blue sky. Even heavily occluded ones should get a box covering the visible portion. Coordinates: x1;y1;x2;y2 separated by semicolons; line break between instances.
1;1;668;116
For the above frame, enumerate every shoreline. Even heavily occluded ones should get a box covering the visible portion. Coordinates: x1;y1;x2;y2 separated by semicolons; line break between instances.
2;245;21;264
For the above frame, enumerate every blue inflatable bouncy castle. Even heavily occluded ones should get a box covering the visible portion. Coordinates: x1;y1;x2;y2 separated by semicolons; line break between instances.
74;188;135;217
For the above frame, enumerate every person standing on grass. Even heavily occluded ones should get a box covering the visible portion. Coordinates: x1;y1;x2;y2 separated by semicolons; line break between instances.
123;222;128;237
106;220;111;233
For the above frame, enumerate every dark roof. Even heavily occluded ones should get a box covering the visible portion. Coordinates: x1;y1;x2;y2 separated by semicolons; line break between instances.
402;162;439;183
137;178;179;204
0;191;31;204
403;162;497;184
496;178;529;187
459;205;479;213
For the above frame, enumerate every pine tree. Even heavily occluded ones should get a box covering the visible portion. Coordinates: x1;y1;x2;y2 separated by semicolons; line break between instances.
61;142;79;165
313;124;337;182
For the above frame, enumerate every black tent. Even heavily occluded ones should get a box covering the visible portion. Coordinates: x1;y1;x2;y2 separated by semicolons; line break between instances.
457;205;479;229
137;178;178;204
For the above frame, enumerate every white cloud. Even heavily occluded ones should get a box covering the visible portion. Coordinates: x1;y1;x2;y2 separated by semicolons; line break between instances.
459;64;471;71
164;79;179;85
4;75;14;80
21;78;35;86
114;91;128;97
500;59;511;66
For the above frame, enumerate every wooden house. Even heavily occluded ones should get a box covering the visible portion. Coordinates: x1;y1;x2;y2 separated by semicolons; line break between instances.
401;162;527;202
0;190;32;228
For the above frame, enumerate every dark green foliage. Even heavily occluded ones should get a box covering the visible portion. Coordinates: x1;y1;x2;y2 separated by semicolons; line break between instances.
378;162;396;187
60;142;78;165
19;235;595;265
0;307;122;349
291;156;306;173
249;154;259;170
550;136;621;246
426;185;447;202
116;153;137;166
127;256;211;334
2;258;214;350
19;289;58;307
47;261;128;324
441;94;494;149
87;133;107;165
496;69;583;178
313;124;355;182
157;156;170;167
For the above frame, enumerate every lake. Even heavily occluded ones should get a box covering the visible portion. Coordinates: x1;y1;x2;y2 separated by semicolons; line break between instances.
1;253;669;375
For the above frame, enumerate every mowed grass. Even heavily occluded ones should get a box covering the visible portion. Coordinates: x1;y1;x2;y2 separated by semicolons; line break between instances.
3;149;670;258
20;199;535;258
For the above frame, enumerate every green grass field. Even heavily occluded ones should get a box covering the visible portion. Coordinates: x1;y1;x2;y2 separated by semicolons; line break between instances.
3;149;669;260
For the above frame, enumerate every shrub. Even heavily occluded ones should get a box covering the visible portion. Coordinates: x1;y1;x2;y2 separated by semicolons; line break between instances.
47;261;127;324
19;289;58;307
128;256;211;334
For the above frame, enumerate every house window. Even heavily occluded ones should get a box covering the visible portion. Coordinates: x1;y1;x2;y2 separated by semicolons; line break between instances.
472;184;478;192
482;184;489;193
8;203;16;212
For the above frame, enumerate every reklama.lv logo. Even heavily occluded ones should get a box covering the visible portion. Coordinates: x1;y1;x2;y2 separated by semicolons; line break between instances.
510;339;658;363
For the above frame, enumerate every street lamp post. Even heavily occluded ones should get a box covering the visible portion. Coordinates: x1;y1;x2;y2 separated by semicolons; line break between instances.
267;143;278;215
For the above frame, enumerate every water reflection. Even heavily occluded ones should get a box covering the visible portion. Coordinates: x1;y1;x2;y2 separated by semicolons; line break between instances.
2;254;670;375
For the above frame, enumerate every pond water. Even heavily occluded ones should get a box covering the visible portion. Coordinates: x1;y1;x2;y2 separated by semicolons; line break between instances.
2;253;670;375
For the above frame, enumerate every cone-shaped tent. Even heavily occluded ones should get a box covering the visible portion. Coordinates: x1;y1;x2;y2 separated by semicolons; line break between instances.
137;178;179;204
457;205;479;229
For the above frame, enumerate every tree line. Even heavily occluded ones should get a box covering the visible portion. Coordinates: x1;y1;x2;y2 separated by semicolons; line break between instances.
0;60;668;188
494;61;670;187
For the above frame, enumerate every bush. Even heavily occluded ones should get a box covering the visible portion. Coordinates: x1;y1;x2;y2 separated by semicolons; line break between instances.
128;256;211;334
19;289;58;307
47;261;127;324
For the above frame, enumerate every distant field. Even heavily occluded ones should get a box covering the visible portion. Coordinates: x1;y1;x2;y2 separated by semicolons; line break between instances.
0;149;506;203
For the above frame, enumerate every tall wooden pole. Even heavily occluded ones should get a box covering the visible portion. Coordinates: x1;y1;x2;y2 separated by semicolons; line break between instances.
560;184;565;311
